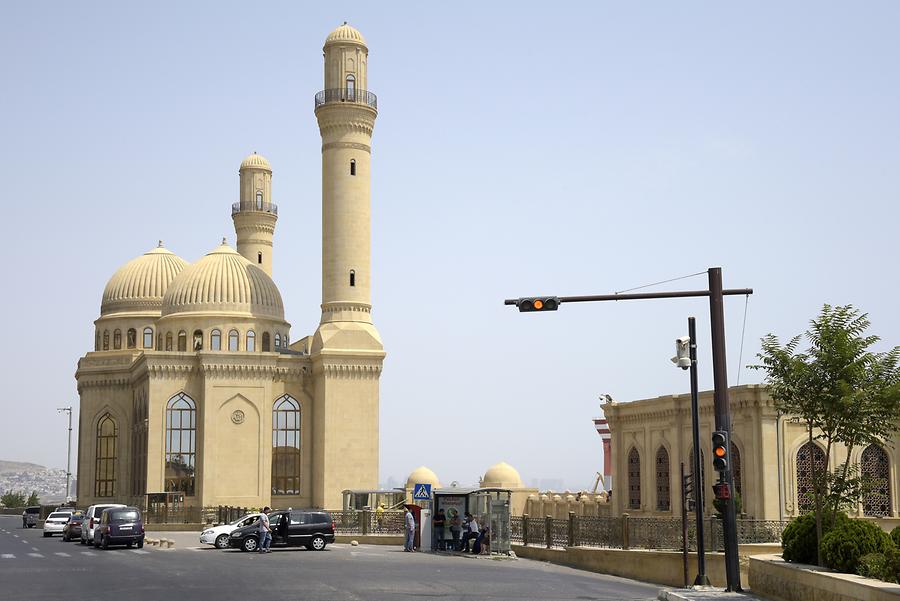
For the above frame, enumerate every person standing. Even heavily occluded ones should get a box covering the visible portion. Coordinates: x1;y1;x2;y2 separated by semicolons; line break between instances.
448;510;461;551
432;508;446;551
258;506;272;553
404;507;416;552
375;503;385;532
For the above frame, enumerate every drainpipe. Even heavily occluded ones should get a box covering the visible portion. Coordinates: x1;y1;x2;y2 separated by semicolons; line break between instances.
776;413;784;521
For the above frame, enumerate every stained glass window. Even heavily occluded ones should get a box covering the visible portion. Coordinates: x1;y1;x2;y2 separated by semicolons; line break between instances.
656;446;670;511
628;447;641;510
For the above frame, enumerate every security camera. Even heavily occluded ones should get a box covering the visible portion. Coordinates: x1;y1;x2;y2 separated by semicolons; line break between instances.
671;335;691;370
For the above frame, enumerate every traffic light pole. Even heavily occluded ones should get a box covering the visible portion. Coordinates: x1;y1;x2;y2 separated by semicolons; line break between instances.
688;316;709;586
505;266;749;592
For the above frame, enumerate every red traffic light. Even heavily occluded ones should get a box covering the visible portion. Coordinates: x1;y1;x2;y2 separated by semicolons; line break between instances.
517;297;560;312
711;431;729;472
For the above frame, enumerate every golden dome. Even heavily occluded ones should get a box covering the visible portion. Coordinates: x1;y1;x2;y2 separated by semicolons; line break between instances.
161;242;284;319
482;461;524;489
405;466;441;489
239;152;272;172
325;22;367;46
101;243;189;316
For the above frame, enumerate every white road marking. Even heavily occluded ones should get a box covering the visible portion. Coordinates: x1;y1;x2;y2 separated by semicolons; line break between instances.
54;552;71;557
131;549;150;554
1;554;15;559
21;540;29;544
13;535;19;538
81;551;96;556
32;547;39;551
27;553;44;558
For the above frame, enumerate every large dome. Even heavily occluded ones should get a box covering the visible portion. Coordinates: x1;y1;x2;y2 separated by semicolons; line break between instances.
101;243;189;316
482;461;523;489
161;242;284;319
239;152;271;172
406;466;441;489
325;22;366;46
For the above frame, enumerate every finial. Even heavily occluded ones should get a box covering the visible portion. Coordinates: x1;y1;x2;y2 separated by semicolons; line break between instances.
222;237;227;245
343;21;347;25
158;240;163;248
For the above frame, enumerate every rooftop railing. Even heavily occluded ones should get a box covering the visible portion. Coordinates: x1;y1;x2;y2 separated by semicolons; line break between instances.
232;201;278;216
314;88;377;110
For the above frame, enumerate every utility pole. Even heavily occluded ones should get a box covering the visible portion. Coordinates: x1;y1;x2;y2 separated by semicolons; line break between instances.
57;407;73;503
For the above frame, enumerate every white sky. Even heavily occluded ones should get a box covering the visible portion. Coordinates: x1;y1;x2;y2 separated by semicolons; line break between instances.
0;2;898;491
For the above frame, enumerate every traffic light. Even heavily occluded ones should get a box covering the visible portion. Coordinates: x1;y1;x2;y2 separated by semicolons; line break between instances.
712;431;729;472
516;297;560;312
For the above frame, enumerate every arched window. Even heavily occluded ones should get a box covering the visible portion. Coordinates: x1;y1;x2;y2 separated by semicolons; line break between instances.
350;159;356;176
210;329;221;351
192;329;202;351
95;413;117;497
103;330;109;350
862;444;891;517
257;251;262;265
274;333;281;348
127;328;137;349
165;393;196;496
256;190;263;210
177;331;187;352
656;446;670;511
797;442;826;513
628;447;641;510
262;332;271;352
156;333;162;351
143;327;153;349
345;74;355;99
228;329;239;351
165;332;173;351
246;330;256;352
689;447;706;506
731;442;742;496
272;395;301;495
283;333;289;346
113;329;122;350
350;269;356;287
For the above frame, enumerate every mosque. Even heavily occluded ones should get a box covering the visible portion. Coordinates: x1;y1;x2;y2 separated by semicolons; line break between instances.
75;23;383;511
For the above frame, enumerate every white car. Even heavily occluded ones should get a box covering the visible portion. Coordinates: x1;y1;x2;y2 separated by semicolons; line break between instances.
81;503;126;545
200;513;262;549
43;512;71;537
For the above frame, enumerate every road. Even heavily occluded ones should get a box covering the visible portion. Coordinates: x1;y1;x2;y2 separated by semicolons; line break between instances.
0;515;661;601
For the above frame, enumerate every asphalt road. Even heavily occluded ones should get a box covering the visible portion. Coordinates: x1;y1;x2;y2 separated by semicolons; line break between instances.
0;515;661;601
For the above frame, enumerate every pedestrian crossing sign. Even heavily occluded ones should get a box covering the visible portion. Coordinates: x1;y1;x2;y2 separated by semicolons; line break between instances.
413;483;432;500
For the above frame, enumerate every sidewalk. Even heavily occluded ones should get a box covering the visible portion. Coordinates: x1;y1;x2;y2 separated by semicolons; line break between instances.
659;586;766;601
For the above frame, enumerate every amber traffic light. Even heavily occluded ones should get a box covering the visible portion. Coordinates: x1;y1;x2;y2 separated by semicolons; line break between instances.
516;297;560;312
712;431;729;472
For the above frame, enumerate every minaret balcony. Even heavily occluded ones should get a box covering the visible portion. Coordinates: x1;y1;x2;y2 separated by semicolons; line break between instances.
232;201;278;216
314;88;377;110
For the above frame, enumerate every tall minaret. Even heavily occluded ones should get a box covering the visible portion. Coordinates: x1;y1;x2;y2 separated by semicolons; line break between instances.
232;152;277;276
311;23;385;509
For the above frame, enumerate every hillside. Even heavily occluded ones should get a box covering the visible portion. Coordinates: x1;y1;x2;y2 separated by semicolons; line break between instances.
0;460;45;475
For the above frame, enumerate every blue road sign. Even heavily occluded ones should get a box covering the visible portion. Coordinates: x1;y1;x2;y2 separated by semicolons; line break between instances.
413;483;432;500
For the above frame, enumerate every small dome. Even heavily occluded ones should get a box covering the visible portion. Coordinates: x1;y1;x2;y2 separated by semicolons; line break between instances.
325;22;367;46
482;461;524;489
161;242;284;319
406;466;441;489
101;243;189;315
239;152;271;172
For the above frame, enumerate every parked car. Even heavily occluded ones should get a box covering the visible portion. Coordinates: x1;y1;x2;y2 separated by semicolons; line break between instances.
229;509;334;552
22;506;40;528
200;513;262;549
43;512;72;537
93;506;144;550
80;503;126;545
62;511;84;542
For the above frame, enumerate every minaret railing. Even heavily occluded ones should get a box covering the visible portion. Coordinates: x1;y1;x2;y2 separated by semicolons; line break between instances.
314;88;377;110
232;201;278;216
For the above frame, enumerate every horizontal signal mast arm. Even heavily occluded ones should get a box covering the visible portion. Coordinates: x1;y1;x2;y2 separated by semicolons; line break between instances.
503;288;753;306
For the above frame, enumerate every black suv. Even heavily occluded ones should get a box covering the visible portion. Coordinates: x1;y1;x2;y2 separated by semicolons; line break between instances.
229;509;334;552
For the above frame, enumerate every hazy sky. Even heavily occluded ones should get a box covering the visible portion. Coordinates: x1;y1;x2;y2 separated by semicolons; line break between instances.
1;2;898;491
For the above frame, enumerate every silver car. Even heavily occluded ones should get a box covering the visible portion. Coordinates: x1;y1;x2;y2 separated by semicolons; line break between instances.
80;503;126;545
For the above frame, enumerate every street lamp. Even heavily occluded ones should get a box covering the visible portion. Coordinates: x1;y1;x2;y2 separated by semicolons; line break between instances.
57;407;73;503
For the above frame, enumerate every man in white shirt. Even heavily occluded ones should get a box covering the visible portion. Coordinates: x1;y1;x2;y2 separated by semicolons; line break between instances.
404;507;416;552
258;507;271;553
460;512;479;553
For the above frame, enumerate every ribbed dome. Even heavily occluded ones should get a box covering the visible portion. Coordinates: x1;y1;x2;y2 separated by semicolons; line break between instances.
406;466;441;489
325;22;366;46
239;152;271;172
101;244;189;315
482;462;523;489
161;242;284;319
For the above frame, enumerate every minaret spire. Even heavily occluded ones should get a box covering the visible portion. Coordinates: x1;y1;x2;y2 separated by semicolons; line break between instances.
232;152;277;276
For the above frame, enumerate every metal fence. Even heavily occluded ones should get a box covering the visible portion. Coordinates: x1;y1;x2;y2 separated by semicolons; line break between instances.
511;514;788;551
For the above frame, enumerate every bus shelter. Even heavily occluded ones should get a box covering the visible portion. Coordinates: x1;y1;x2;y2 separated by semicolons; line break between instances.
433;487;511;555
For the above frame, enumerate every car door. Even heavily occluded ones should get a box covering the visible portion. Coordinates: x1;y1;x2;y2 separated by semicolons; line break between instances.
269;513;288;546
287;511;308;547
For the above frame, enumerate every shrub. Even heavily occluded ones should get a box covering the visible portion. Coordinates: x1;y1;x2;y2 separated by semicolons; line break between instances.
857;553;888;580
782;512;848;565
891;525;900;548
820;520;894;574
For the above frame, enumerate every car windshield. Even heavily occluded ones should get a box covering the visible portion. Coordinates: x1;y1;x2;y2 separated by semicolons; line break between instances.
232;515;258;527
25;507;40;514
48;513;69;520
108;510;140;522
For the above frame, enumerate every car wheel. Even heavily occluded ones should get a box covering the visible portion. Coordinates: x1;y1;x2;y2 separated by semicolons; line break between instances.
137;539;144;549
242;537;258;552
126;542;133;548
309;535;326;551
101;535;109;550
215;534;230;550
63;533;69;542
93;537;100;549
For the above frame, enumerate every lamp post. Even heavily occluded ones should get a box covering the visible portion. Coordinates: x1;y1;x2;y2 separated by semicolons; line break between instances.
57;407;73;503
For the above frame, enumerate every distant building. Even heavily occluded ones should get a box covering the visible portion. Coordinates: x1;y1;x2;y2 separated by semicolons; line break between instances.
75;24;384;510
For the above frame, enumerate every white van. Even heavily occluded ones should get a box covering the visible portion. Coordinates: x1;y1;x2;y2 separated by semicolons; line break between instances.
80;503;126;545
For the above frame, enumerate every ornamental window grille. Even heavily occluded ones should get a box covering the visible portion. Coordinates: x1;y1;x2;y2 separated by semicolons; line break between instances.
113;329;122;349
628;447;641;510
143;327;153;349
228;329;239;351
796;442;826;513
862;444;891;517
210;329;221;351
272;395;301;495
177;331;187;352
246;330;256;352
95;413;117;497
656;446;671;511
731;442;742;496
165;393;196;496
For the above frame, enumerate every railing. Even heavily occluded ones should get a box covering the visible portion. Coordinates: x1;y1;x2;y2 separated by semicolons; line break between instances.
314;88;378;110
232;201;278;216
143;505;213;525
511;514;789;551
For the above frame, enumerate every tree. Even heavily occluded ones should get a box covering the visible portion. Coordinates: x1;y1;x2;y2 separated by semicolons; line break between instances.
753;304;900;565
26;491;40;507
1;490;26;507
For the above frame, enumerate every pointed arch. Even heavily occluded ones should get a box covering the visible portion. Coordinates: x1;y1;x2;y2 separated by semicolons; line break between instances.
262;332;271;352
272;395;301;496
165;392;196;496
627;446;641;510
656;445;671;511
228;329;239;351
796;441;826;513
95;413;117;497
246;330;256;352
862;444;891;517
731;441;742;496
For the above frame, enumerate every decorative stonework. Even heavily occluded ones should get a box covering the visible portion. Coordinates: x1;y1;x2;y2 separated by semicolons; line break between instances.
321;141;371;153
231;409;245;425
321;363;382;380
321;302;372;314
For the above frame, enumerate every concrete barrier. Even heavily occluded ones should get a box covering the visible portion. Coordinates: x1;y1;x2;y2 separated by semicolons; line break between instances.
749;554;900;601
334;534;403;546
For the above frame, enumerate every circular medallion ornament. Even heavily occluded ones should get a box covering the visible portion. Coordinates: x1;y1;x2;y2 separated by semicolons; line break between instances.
231;410;245;425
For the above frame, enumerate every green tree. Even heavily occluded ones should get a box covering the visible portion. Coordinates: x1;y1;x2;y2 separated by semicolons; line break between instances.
1;490;26;507
26;491;40;506
753;304;900;565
